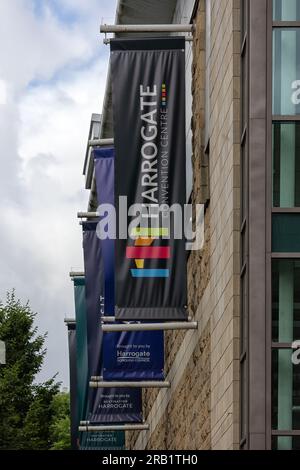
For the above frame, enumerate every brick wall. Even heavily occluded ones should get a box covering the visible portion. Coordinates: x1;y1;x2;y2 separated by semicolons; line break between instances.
209;0;240;450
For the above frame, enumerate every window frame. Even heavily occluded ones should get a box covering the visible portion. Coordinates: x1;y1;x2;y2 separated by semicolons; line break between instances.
269;0;300;450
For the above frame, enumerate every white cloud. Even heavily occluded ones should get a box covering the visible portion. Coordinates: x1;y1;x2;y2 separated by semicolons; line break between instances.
0;79;7;105
0;1;93;88
18;59;108;193
0;0;118;386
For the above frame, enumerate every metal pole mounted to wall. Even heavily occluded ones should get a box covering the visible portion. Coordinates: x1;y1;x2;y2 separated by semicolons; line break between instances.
64;318;76;326
100;24;194;44
69;272;85;278
89;380;170;389
88;137;114;148
102;322;198;333
79;424;149;432
69;270;197;331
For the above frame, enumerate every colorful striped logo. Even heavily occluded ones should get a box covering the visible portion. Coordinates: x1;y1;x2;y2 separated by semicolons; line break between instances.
162;84;167;107
127;228;170;278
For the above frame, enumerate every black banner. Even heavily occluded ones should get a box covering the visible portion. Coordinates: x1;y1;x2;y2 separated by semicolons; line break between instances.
111;37;187;321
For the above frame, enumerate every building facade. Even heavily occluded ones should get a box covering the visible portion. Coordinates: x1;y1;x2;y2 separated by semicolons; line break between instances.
83;0;300;450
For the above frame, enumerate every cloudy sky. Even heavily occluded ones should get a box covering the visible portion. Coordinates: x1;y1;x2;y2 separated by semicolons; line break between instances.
0;0;117;387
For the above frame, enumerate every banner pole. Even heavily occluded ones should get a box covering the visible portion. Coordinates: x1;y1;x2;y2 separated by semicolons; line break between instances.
100;316;115;323
77;212;99;219
100;316;193;323
79;424;149;432
103;37;193;45
100;24;193;33
69;271;85;278
64;318;76;325
102;322;198;332
88;138;114;147
89;381;170;389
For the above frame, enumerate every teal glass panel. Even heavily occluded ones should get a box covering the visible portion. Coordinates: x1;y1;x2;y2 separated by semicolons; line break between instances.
273;122;300;208
272;260;300;342
272;349;300;447
272;436;300;450
272;260;300;449
273;28;300;115
272;214;300;252
273;0;300;21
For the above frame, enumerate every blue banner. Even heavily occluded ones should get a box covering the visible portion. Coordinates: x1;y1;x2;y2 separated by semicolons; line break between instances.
80;431;125;450
82;222;104;379
103;330;164;381
93;147;114;316
93;148;165;381
72;278;125;450
88;387;142;424
82;221;142;424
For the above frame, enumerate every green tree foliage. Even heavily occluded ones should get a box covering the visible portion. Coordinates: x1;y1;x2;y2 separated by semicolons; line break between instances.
50;392;71;450
0;291;60;450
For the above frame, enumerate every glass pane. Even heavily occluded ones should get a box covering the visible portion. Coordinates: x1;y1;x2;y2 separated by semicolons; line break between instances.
272;349;300;446
272;436;300;450
272;260;300;342
273;122;300;207
273;29;300;115
273;0;300;21
272;214;300;252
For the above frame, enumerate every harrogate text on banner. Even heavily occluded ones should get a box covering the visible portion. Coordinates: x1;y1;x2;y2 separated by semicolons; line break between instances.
111;37;188;321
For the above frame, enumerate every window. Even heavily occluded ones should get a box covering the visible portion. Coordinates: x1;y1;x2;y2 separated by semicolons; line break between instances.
273;122;300;207
273;0;300;21
272;260;300;342
272;214;300;252
272;349;300;448
273;29;300;115
272;261;300;450
271;0;300;450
